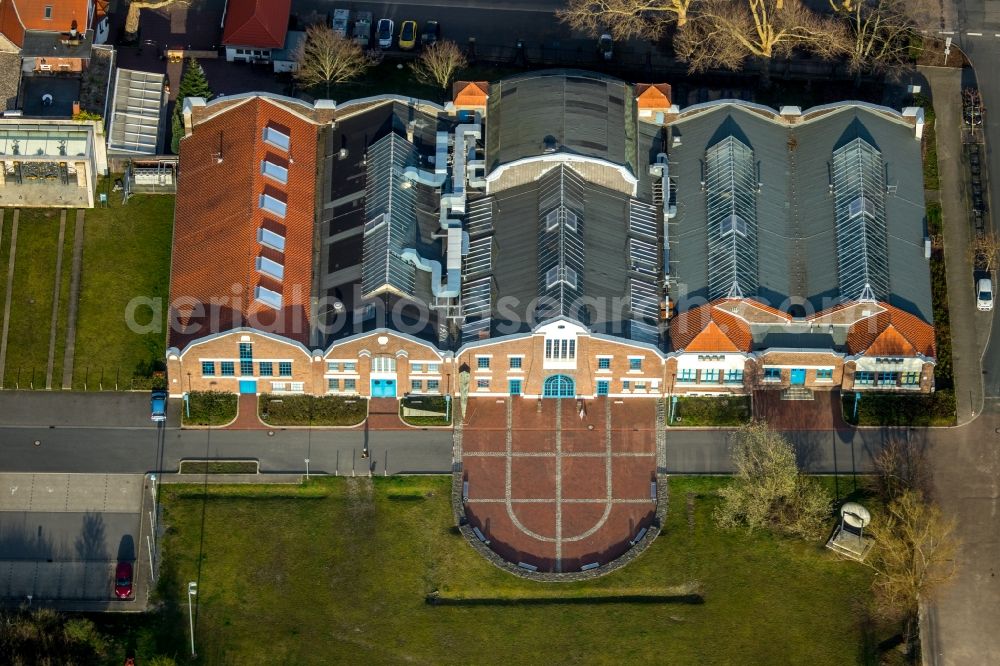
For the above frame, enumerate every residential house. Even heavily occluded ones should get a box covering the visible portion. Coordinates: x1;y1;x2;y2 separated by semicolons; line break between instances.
221;0;291;64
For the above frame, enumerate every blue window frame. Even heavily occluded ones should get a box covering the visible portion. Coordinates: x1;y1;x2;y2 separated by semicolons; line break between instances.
816;368;833;380
279;362;292;377
764;368;781;381
344;378;356;391
201;361;215;376
259;362;273;376
328;378;340;391
629;358;642;371
596;379;609;396
509;357;522;369
427;379;439;392
876;371;899;386
855;371;875;385
411;379;422;392
238;343;253;375
543;375;575;398
702;369;719;383
725;369;743;384
477;357;490;369
598;357;611;370
508;379;522;396
221;361;235;376
677;369;695;382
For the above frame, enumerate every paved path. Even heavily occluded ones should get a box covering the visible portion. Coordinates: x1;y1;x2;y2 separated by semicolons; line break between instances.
61;210;85;390
920;66;987;423
0;209;17;388
45;210;67;390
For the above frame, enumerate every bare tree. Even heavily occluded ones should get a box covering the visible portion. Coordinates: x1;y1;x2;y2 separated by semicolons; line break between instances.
675;0;848;73
410;41;468;90
715;421;832;539
293;24;376;97
125;0;189;40
556;0;702;40
872;434;931;503
969;231;1000;272
829;0;931;76
869;491;957;650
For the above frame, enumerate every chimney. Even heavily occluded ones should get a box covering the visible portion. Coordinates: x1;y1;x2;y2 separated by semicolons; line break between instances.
901;106;925;140
182;97;207;138
72;101;80;116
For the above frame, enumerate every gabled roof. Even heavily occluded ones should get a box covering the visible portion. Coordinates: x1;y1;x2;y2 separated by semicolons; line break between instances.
453;80;488;108
221;0;290;49
669;302;752;353
169;95;320;351
846;304;935;356
636;83;672;109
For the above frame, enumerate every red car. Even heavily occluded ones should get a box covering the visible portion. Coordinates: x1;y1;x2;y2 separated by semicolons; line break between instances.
115;561;133;599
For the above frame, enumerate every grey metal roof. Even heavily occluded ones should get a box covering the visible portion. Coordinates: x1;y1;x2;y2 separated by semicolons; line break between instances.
22;29;93;59
667;103;931;322
486;70;635;174
108;68;165;155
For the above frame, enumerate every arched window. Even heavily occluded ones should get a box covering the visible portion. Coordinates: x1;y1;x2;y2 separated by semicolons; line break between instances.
543;375;575;398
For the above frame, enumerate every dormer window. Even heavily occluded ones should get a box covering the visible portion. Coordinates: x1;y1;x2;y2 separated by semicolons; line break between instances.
263;125;290;151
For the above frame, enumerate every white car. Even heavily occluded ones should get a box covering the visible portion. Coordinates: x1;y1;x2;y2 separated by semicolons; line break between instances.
377;18;394;49
977;277;993;311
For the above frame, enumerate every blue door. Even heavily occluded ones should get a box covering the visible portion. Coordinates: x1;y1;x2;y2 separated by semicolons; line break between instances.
371;379;397;398
508;379;522;396
238;379;257;394
543;375;575;398
790;369;806;385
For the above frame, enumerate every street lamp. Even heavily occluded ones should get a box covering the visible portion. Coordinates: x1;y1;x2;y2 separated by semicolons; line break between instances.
304;458;310;480
187;581;198;657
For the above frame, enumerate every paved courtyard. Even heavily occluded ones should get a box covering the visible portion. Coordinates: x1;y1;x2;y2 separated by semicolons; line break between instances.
461;398;659;573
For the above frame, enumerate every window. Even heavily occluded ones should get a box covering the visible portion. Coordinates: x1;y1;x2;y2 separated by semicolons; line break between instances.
509;379;522;396
261;159;288;184
855;371;875;386
629;358;642;371
344;362;357;372
622;380;631;391
279;362;292;377
344;378;356;391
427;379;439;392
477;357;490;369
254;285;282;309
328;378;340;391
545;265;578;289
263;126;290;151
427;363;439;373
509;357;522;370
702;369;719;383
327;362;340;372
597;379;609;396
372;356;396;373
720;213;747;237
902;372;920;386
44;6;53;19
256;256;284;280
260;193;287;218
239;343;253;375
411;380;422;392
240;359;253;375
411;362;423;373
598;357;611;370
876;371;899;386
678;369;695;382
257;227;286;252
289;382;304;392
725;369;743;384
545;338;576;360
816;368;834;381
635;381;647;391
221;361;235;376
476;378;489;389
259;362;273;377
764;368;781;381
201;361;215;376
270;382;286;391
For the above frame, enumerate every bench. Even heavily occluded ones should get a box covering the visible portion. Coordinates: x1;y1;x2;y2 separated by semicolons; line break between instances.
580;562;600;572
629;527;648;546
517;562;538;572
472;526;490;545
650;481;657;501
462;481;469;503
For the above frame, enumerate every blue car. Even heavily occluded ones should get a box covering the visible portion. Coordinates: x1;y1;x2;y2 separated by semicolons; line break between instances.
150;390;167;422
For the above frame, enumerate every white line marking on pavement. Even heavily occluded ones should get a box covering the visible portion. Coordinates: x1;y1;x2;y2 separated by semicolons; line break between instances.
968;32;984;36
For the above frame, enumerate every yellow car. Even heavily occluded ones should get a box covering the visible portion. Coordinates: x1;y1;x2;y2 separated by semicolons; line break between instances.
399;20;418;50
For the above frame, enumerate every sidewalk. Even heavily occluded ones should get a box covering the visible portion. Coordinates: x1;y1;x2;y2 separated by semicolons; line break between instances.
920;66;987;424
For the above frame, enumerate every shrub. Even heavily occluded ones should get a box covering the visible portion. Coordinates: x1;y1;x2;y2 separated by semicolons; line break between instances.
671;396;750;426
183;391;237;426
260;394;367;426
842;390;955;427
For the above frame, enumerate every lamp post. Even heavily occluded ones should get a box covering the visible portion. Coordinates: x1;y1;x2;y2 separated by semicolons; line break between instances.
304;458;310;480
187;581;198;657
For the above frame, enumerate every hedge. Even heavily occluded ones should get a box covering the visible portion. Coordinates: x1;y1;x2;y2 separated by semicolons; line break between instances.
183;391;238;426
259;394;367;426
841;389;956;427
669;396;751;427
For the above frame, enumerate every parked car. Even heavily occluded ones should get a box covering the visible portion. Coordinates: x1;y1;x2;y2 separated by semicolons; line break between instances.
376;18;394;49
598;33;613;61
115;561;133;599
150;389;167;422
332;8;350;37
977;277;994;311
353;11;372;46
421;21;440;47
399;20;418;50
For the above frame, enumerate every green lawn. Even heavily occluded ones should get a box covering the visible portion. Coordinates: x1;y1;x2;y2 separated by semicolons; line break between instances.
1;209;72;389
72;190;173;389
669;395;751;426
155;475;886;665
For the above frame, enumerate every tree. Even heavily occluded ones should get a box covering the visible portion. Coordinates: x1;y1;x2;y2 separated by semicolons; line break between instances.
829;0;931;76
715;421;832;539
869;491;957;649
556;0;702;40
294;24;375;97
969;231;1000;272
872;434;930;503
675;0;848;73
411;41;468;91
0;609;108;663
125;0;190;40
171;58;212;154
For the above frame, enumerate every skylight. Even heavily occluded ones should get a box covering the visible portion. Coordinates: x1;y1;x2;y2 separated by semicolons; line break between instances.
254;285;282;309
261;159;288;184
257;227;285;252
260;193;287;218
705;135;758;300
256;255;284;280
263;126;290;152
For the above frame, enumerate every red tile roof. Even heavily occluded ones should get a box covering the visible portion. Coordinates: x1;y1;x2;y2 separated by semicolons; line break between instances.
669;302;752;353
169;96;319;351
221;0;290;48
0;0;90;46
453;81;489;108
635;83;672;109
846;305;935;357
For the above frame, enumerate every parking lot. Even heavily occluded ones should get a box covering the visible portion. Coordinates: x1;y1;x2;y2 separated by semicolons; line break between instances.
0;473;151;610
